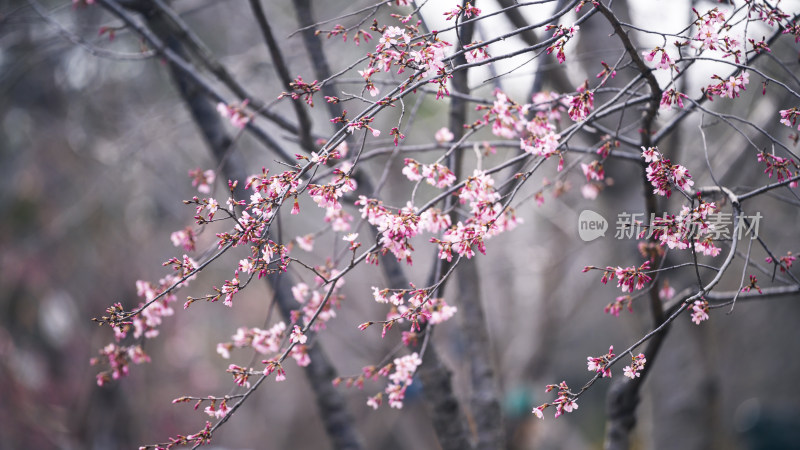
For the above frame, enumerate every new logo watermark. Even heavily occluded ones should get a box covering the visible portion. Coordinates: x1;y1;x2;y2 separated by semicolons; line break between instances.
577;210;763;242
578;210;608;241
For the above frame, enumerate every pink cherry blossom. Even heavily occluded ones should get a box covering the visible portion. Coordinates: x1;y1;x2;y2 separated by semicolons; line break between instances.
435;127;454;143
691;300;710;325
623;353;646;379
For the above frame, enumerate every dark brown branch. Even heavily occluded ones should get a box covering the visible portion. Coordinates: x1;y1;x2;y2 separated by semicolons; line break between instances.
292;3;475;448
495;0;573;94
293;0;346;125
96;0;297;163
249;0;316;154
448;3;505;449
269;273;364;450
121;3;363;448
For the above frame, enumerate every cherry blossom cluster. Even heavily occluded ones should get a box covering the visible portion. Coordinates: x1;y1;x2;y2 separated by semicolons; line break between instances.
586;345;615;378
356;196;420;264
784;23;800;43
545;23;580;64
464;42;491;64
433;170;522;262
278;76;320;107
344;352;422;410
660;89;688;110
90;268;194;383
346;115;382;136
642;146;694;197
581;160;604;182
765;252;796;272
475;89;527;139
131;278;180;339
623;353;646;379
318;24;373;46
748;2;791;28
566;81;594;122
203;398;232;419
532;381;578;419
189;168;216;194
475;90;567;163
757;151;799;184
216;100;251;129
747;37;771;54
381;352;422;409
263;359;287;382
704;71;749;100
333;363;391;391
307;172;357;211
476;90;566;163
779;107;800;130
520;117;561;160
216;322;286;359
170;226;197;252
362;285;456;338
586;260;653;293
741;275;762;294
391;295;457;334
604;295;633;317
357;18;453;100
691;299;709;325
172;395;234;421
90;342;150;386
434;127;454;143
691;8;763;63
402;158;457;188
443;2;480;21
85;0;800;443
246;167;302;220
138;421;213;450
187;195;220;223
641;47;675;71
692;8;729;50
595;60;616;81
646;202;721;256
226;364;252;388
289;273;345;332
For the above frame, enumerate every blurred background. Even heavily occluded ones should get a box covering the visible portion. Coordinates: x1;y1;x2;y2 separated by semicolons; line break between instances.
2;0;800;449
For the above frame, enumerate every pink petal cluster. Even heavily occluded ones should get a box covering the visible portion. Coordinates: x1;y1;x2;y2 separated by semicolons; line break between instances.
643;202;720;256
537;381;578;418
465;42;490;64
566;81;594;122
217;101;251;128
757;151;798;185
402;158;457;188
642;146;694;197
433;171;522;262
595;260;653;293
705;71;749;99
189;168;216;194
586;345;615;378
623;353;646;379
291;278;344;330
642;47;674;71
660;89;688;110
779;107;800;130
691;299;709;325
385;352;422;409
694;8;726;50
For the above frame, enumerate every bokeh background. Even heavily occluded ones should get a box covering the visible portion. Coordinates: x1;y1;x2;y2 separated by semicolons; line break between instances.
2;0;800;449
